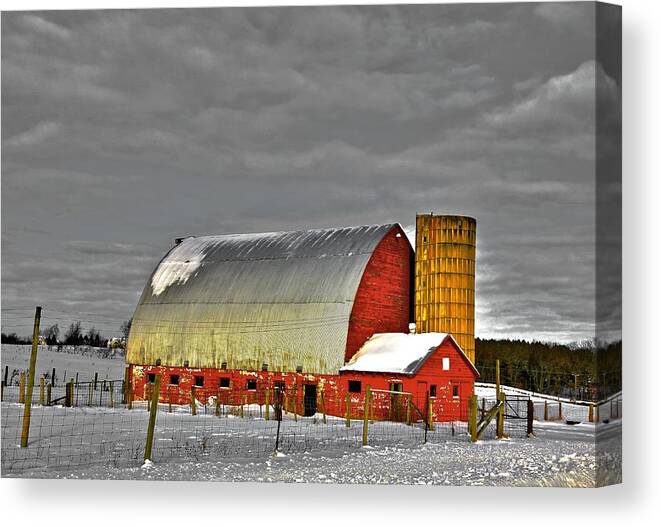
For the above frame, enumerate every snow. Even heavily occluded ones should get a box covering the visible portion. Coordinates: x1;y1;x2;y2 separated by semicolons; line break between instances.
151;237;208;295
340;332;448;374
1;344;126;384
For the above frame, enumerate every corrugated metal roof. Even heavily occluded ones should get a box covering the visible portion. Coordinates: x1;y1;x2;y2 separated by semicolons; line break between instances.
126;224;405;374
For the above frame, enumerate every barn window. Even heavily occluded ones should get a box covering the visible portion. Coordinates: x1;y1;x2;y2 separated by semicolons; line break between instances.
147;373;156;384
348;380;361;393
221;362;227;369
194;376;204;387
169;374;179;385
219;378;230;388
246;379;257;391
389;382;403;393
442;357;450;371
429;385;437;398
452;385;459;398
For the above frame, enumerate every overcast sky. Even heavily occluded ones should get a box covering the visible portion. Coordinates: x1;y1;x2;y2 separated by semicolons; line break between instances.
1;3;621;343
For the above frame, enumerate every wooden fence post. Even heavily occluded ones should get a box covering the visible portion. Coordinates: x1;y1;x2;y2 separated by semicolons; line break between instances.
589;403;594;423
39;376;45;405
94;372;98;391
20;306;42;448
190;386;197;415
468;394;478;442
362;386;371;446
526;399;534;437
109;381;115;408
406;393;412;425
47;383;52;405
497;392;505;439
123;366;130;405
19;371;26;404
558;401;563;421
265;388;270;421
427;397;434;431
544;400;548;421
345;392;351;427
144;374;161;462
320;388;327;424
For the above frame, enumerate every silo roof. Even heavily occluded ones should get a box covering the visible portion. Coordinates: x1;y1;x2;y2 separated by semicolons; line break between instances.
126;223;406;374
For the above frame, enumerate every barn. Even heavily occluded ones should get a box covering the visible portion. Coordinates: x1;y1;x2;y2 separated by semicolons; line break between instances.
126;218;478;421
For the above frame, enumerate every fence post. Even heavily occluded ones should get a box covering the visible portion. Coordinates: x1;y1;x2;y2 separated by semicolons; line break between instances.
362;386;371;447
65;380;73;407
109;381;115;408
47;383;52;405
595;403;600;422
427;397;434;431
123;366;130;404
94;372;98;391
558;401;563;421
20;306;42;448
468;394;478;442
406;393;412;425
19;371;26;404
190;386;197;415
51;368;56;387
588;403;594;423
526;399;534;437
144;374;161;462
544;400;548;421
345;392;351;427
321;388;327;424
265;388;270;421
39;376;45;405
497;392;505;439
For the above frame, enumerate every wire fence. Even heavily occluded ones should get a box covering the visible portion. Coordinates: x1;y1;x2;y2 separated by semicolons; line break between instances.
2;378;478;475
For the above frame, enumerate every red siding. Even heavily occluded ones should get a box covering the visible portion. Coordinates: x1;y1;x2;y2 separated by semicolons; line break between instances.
129;336;477;422
344;225;412;362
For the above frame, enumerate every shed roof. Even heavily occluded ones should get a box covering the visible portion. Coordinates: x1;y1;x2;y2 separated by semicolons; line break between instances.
340;332;478;376
127;224;407;374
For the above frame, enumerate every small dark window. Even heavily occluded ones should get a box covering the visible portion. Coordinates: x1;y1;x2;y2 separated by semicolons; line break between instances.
194;376;204;387
389;382;403;393
169;374;179;385
219;377;230;388
261;363;268;372
147;373;156;384
423;235;427;243
452;385;459;398
430;385;437;398
221;361;227;369
348;380;361;393
246;379;257;390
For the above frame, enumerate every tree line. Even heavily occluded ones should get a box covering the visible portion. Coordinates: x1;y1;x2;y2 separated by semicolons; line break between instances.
1;318;132;348
475;338;622;400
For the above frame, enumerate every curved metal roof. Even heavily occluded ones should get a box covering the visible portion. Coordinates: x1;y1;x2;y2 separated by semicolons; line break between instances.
126;223;406;374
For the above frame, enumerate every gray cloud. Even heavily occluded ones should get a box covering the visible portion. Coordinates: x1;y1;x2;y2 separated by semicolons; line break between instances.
1;4;619;343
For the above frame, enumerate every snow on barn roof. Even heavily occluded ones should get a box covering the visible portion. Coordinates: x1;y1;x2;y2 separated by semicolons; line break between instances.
340;332;452;375
127;224;411;374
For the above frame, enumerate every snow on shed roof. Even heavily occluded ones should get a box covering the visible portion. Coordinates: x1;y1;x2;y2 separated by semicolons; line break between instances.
340;332;479;376
340;332;451;375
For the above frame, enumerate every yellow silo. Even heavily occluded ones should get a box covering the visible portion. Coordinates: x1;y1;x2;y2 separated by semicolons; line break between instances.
415;214;477;363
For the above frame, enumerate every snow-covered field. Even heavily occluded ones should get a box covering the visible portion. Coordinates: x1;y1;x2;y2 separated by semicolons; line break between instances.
1;344;126;385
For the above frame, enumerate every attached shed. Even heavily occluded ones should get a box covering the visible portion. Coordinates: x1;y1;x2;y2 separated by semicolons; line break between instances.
340;332;479;421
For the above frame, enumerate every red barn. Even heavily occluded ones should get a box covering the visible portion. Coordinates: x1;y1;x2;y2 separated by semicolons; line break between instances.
125;222;478;422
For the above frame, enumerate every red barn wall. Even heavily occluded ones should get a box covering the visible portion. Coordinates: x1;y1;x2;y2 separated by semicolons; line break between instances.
129;337;477;422
344;225;413;362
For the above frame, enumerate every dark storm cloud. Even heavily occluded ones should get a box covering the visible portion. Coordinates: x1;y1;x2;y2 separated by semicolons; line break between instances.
1;3;620;343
